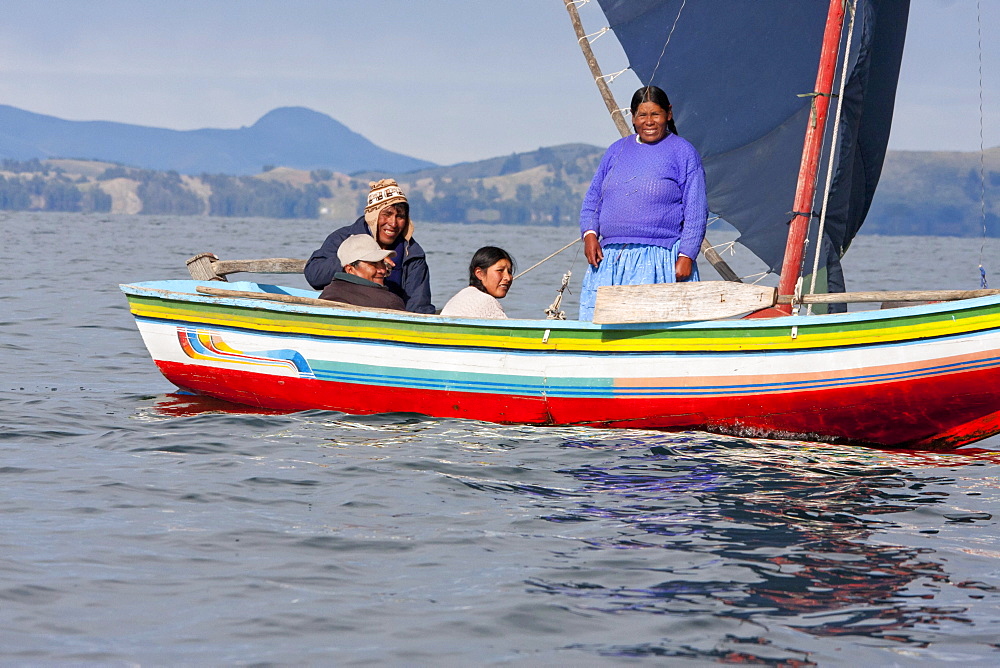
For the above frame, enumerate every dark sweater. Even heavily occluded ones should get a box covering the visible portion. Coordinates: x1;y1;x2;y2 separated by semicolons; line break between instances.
318;273;406;311
304;216;434;313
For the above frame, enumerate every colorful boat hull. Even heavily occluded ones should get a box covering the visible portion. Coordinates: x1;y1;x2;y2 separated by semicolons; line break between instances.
121;280;1000;450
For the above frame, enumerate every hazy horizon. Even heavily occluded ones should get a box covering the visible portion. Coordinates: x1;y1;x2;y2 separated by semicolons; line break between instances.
0;1;996;165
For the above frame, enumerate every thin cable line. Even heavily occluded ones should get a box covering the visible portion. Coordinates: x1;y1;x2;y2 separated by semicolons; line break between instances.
648;0;687;86
807;0;856;314
514;238;580;280
977;0;988;288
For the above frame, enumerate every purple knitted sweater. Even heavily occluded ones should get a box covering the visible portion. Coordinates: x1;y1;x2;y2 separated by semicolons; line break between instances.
580;133;708;259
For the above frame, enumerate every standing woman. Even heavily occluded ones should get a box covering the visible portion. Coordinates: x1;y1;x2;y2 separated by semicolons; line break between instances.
578;85;707;321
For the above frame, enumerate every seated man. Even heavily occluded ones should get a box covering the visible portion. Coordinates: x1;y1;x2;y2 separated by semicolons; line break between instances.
304;178;434;313
318;235;405;311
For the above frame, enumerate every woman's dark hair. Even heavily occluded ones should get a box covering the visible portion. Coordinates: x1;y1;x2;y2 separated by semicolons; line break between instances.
383;201;410;220
468;246;515;292
630;85;678;136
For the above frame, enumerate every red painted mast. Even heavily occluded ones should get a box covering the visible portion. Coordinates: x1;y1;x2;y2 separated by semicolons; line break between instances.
775;0;847;314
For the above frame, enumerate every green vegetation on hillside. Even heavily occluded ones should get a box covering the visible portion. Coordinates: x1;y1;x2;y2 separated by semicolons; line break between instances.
0;159;112;213
0;159;333;218
198;174;330;218
0;145;996;237
358;144;604;226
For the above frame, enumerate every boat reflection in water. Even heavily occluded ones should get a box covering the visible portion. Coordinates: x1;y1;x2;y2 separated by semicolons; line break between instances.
148;392;296;418
130;391;999;662
518;434;998;663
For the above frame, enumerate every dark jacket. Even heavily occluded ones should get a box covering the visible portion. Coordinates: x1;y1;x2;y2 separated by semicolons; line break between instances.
304;216;434;313
318;273;406;311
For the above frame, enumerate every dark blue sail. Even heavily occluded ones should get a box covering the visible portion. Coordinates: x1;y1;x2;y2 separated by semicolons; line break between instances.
595;0;909;272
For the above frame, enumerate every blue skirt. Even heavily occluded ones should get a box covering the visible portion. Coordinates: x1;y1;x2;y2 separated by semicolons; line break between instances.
578;242;700;321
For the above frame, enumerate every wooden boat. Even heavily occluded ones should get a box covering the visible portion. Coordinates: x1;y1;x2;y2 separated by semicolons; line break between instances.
121;1;1000;449
120;276;1000;450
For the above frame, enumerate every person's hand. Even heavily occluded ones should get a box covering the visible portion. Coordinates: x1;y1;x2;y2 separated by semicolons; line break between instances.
675;255;693;281
584;234;603;268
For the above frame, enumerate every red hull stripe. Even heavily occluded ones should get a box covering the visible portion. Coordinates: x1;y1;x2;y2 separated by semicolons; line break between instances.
156;360;1000;449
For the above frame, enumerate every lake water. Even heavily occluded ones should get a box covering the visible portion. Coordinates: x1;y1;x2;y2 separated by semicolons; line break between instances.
3;211;1000;665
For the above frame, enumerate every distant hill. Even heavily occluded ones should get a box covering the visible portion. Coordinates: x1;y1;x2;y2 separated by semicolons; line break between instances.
355;144;601;182
0;143;996;236
0;144;604;221
0;105;435;175
356;144;605;225
867;147;1000;236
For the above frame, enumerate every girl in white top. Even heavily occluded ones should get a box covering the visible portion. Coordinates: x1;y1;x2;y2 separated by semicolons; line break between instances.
441;247;515;319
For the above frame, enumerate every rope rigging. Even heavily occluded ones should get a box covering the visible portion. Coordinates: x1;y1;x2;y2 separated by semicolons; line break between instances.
579;26;609;44
513;237;580;320
977;0;989;289
805;0;857;315
648;0;688;87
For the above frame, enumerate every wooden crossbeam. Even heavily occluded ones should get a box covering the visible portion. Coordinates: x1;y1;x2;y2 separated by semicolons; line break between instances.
186;253;306;281
778;289;1000;304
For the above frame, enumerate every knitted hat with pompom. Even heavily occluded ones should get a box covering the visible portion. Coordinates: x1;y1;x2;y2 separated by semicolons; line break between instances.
363;179;412;243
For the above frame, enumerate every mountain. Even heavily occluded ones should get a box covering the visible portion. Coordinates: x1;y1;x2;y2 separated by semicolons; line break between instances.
0;105;435;175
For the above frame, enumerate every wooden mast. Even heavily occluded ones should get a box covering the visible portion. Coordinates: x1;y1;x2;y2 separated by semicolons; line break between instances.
563;0;631;136
774;0;848;314
562;0;741;283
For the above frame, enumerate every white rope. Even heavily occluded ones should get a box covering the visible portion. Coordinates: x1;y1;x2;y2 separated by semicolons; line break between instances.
648;0;688;86
596;67;629;85
569;0;590;7
514;239;582;319
514;238;580;280
706;240;738;256
579;26;610;44
806;0;857;314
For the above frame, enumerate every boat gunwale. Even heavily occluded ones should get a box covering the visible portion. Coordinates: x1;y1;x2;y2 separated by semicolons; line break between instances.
120;279;1000;333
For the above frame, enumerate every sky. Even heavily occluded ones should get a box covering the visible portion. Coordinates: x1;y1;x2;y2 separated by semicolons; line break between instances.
0;0;996;166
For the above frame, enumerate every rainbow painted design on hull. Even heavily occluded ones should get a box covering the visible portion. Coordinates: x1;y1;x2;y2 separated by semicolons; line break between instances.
121;280;1000;450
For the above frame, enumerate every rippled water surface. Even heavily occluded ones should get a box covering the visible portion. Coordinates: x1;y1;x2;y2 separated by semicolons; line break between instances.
3;212;1000;665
